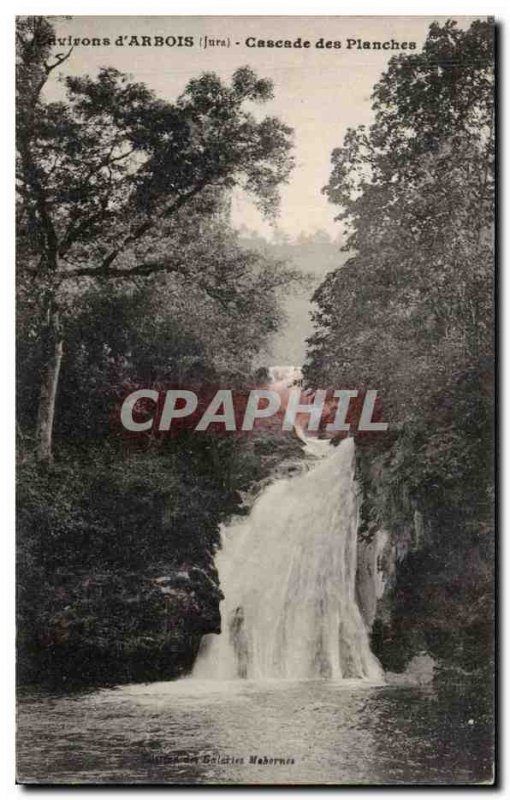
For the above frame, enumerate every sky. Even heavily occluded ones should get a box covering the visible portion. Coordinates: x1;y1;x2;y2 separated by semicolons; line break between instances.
46;15;481;239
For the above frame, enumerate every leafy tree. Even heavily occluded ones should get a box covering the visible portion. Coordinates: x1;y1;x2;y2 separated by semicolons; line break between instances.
306;19;494;415
16;16;293;461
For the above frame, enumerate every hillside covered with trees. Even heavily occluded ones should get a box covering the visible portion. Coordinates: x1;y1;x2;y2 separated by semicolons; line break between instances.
16;16;301;687
305;19;495;678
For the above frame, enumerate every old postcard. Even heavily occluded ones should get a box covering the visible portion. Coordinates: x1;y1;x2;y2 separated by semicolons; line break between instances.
16;14;495;785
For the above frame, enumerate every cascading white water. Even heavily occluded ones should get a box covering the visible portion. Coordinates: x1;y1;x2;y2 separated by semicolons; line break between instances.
192;401;383;681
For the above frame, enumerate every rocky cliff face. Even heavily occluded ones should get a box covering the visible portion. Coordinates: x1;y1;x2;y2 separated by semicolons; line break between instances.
354;444;435;674
354;436;493;678
356;527;393;631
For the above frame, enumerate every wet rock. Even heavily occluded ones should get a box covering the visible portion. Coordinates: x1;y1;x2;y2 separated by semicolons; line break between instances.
386;653;436;686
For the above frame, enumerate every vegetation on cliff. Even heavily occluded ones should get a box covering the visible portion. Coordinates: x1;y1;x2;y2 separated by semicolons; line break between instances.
305;19;495;675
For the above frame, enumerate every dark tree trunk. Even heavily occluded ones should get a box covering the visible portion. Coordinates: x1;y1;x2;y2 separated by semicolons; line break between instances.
36;306;63;463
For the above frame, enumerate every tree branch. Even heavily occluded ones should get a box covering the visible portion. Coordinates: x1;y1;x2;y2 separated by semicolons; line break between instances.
96;178;212;272
58;146;136;255
44;47;74;75
58;259;184;280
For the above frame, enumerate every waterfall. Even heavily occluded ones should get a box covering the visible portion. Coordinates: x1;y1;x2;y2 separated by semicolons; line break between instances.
192;431;383;682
